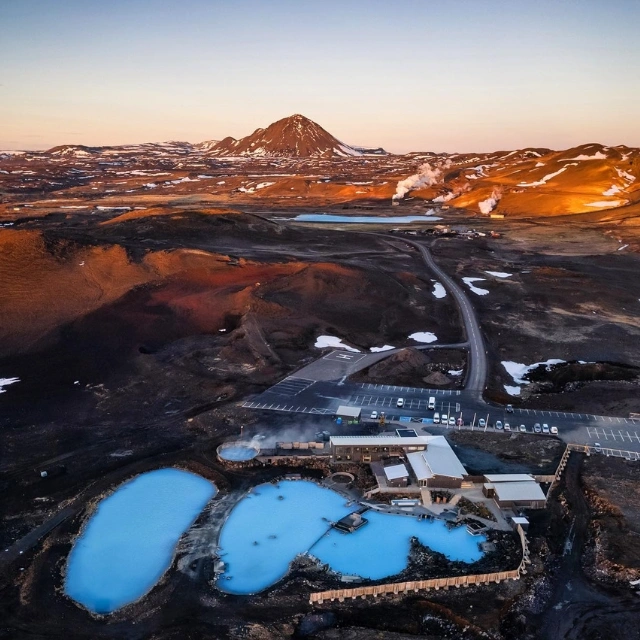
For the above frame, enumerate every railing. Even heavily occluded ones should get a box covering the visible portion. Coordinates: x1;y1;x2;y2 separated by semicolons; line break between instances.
309;524;529;604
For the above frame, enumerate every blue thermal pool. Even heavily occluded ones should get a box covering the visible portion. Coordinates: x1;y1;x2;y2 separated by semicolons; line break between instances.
64;468;216;614
216;480;485;594
293;214;442;224
219;444;259;461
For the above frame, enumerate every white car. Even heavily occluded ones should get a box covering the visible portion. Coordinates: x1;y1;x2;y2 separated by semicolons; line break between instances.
370;411;378;420
519;424;526;432
594;442;602;453
433;412;440;424
448;416;455;426
542;423;550;434
550;426;558;435
396;398;404;408
504;423;511;431
495;420;503;430
441;413;449;425
478;418;486;428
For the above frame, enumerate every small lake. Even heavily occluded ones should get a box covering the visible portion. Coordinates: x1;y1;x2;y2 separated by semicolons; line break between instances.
65;468;215;614
292;214;442;224
216;480;484;594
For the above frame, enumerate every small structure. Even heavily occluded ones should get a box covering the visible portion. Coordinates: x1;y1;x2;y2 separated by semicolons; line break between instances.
383;463;410;487
483;475;546;509
395;428;418;438
334;512;368;533
510;516;530;532
336;406;361;422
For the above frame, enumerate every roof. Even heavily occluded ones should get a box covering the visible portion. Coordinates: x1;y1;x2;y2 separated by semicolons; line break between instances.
407;436;467;480
384;463;409;481
493;481;546;503
484;474;535;483
396;428;418;438
330;435;430;447
511;516;530;524
336;406;361;418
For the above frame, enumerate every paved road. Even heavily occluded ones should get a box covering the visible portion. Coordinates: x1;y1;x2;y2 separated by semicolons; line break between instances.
401;238;487;398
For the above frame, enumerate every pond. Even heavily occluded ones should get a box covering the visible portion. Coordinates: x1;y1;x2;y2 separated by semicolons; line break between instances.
292;214;442;224
64;468;215;614
216;480;485;594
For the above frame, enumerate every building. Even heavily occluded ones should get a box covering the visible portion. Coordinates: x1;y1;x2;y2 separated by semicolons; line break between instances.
330;435;429;463
335;406;361;422
406;436;469;489
383;463;410;487
482;474;547;509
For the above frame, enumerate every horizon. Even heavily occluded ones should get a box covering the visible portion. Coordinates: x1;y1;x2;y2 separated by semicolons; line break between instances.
2;0;640;152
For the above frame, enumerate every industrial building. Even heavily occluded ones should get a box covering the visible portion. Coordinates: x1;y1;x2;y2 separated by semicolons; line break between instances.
482;474;547;509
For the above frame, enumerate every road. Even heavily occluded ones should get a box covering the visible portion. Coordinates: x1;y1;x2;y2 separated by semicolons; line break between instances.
402;238;487;398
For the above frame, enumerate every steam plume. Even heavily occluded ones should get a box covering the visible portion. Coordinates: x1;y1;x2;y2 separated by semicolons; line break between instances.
393;161;450;201
478;187;503;214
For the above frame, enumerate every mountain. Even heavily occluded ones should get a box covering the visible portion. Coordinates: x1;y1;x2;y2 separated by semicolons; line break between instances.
204;114;388;158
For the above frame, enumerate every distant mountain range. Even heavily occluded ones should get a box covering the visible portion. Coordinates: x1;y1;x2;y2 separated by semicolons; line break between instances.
45;114;389;159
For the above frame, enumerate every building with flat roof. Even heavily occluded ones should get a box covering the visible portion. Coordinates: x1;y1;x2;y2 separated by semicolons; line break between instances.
483;477;546;509
335;406;361;420
330;435;430;463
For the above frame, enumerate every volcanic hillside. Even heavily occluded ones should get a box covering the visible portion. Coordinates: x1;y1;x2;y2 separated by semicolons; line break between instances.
204;114;387;158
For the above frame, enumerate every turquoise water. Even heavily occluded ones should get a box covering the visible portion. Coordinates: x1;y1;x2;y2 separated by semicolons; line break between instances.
65;468;215;614
293;214;442;224
311;510;485;578
217;481;354;594
216;481;484;594
219;445;258;461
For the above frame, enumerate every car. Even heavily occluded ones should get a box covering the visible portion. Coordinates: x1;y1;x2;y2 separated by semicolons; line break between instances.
456;417;464;427
594;442;602;453
370;411;378;420
506;404;514;413
428;396;436;410
495;420;503;430
542;423;550;434
441;413;449;425
550;426;558;435
519;424;527;432
478;418;486;428
504;423;511;431
533;423;542;433
254;434;266;441
396;398;404;408
433;412;440;424
448;416;456;426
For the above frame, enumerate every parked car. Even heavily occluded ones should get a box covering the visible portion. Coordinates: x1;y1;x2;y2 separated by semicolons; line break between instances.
433;412;440;424
478;418;486;428
397;398;404;408
533;423;542;433
441;413;449;425
542;423;550;434
449;416;456;426
370;411;378;420
504;423;511;431
456;417;464;427
506;404;514;413
428;396;436;410
495;420;503;430
550;426;558;435
594;442;602;453
519;424;527;432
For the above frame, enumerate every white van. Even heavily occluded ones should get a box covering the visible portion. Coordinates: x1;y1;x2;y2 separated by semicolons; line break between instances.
428;396;436;410
433;412;440;424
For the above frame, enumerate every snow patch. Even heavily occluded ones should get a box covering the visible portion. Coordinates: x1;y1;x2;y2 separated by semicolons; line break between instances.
566;151;607;160
586;200;627;208
518;167;567;187
409;332;437;343
432;282;447;298
448;370;463;377
503;385;521;396
484;271;512;278
370;345;395;352
462;278;489;295
502;359;566;385
314;335;360;352
0;377;20;394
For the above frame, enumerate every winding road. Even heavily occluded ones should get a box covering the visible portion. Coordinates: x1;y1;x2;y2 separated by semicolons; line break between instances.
401;238;487;399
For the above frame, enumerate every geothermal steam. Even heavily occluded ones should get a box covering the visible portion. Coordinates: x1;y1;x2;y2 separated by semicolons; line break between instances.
478;187;503;214
392;161;450;201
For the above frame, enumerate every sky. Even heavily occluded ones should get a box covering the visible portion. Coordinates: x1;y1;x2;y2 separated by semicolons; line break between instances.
1;0;640;152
